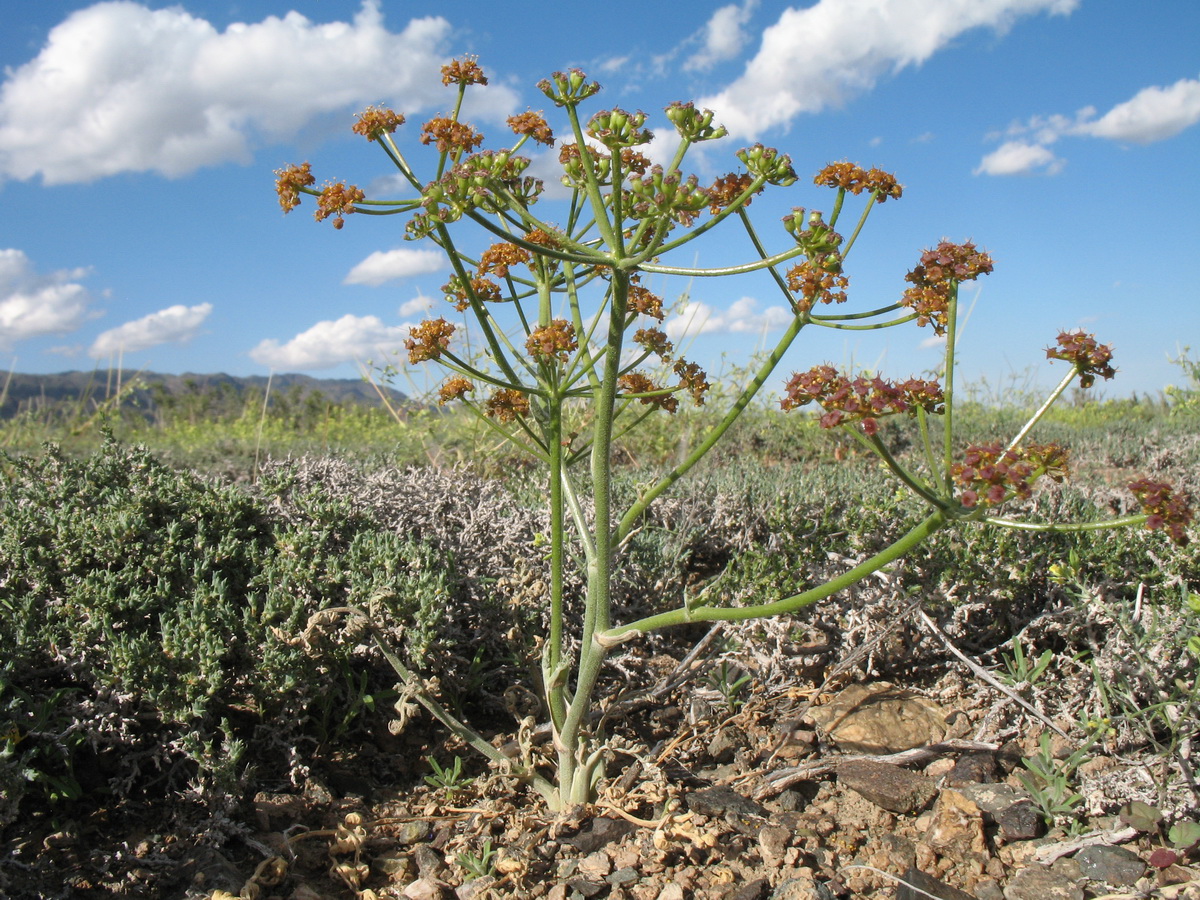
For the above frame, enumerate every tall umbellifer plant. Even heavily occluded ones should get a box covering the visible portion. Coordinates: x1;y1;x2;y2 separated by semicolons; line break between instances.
275;58;1192;808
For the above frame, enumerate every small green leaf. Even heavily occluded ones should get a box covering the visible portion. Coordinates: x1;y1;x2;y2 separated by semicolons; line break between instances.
1169;820;1200;850
1119;800;1163;832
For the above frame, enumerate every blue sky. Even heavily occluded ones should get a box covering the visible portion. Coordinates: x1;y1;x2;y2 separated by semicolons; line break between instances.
1;0;1197;401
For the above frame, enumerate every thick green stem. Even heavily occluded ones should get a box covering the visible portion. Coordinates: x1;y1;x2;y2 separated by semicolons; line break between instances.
600;511;948;643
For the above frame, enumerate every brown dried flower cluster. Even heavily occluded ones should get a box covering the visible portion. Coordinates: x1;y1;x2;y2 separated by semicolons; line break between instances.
275;162;315;213
352;106;405;142
438;377;474;405
619;372;678;413
901;241;994;334
479;242;532;277
620;148;652;176
405;318;455;364
442;56;488;86
420;117;485;154
780;365;944;435
707;173;757;214
633;327;673;359
813;162;903;202
526;319;577;363
524;228;561;250
628;280;664;320
1046;331;1117;388
314;181;366;229
952;443;1069;509
507;111;555;146
1128;478;1193;546
786;260;850;311
485;388;530;423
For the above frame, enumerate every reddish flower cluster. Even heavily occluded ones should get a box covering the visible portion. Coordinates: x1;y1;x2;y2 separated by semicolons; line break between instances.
442;57;488;86
901;241;994;334
352;106;405;142
438;377;474;405
314;181;366;229
526;319;577;363
673;360;710;405
952;442;1069;509
508;111;554;146
619;372;678;413
274;162;315;213
628;281;664;320
442;276;502;311
486;388;530;423
478;242;532;277
420;117;485;154
1046;331;1117;388
707;173;757;214
1128;478;1193;546
786;260;850;311
813;162;903;202
405;318;456;364
780;365;944;435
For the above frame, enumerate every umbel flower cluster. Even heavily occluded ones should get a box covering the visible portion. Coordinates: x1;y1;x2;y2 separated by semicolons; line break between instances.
780;365;944;435
952;442;1069;508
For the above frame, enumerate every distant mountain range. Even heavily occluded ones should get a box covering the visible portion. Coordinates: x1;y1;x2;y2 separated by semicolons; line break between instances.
0;370;407;419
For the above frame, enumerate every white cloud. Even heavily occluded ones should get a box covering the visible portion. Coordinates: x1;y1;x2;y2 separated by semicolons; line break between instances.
665;296;790;339
978;74;1200;175
974;140;1063;175
0;1;519;184
344;247;445;285
250;313;412;370
699;0;1078;139
398;293;436;317
89;302;212;358
0;248;96;348
685;0;759;73
1078;75;1200;144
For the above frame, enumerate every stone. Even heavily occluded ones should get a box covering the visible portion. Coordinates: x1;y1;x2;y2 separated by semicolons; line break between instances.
727;878;770;900
412;844;445;878
948;752;999;786
836;760;938;814
455;875;497;900
403;878;449;900
924;789;987;857
808;682;947;753
563;817;636;854
568;879;607;898
577;851;612;879
396;820;432;846
608;867;639;886
1003;867;1084;900
656;885;685;900
768;877;836;900
1074;844;1146;886
686;786;769;820
707;726;743;763
994;802;1043;841
894;867;976;900
758;825;791;865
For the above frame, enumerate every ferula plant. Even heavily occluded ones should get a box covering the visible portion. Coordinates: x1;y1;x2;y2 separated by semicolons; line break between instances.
275;57;1193;808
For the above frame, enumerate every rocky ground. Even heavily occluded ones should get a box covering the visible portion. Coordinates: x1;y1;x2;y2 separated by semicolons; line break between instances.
6;590;1200;900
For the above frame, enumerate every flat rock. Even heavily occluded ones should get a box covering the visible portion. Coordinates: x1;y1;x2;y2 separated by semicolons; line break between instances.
808;682;947;753
563;817;636;854
836;760;937;814
1074;844;1147;886
924;789;987;857
895;866;977;900
1003;867;1084;900
686;786;768;820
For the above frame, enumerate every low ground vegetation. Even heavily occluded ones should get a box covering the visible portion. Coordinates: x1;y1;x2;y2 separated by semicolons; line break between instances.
0;399;1197;897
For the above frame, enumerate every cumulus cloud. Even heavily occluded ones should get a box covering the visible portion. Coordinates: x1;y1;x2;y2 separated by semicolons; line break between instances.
89;303;212;358
684;0;759;73
398;293;436;317
1078;75;1200;144
978;74;1200;175
250;313;412;370
0;1;518;184
974;140;1064;176
665;296;790;339
0;248;96;348
699;0;1078;139
344;247;445;286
